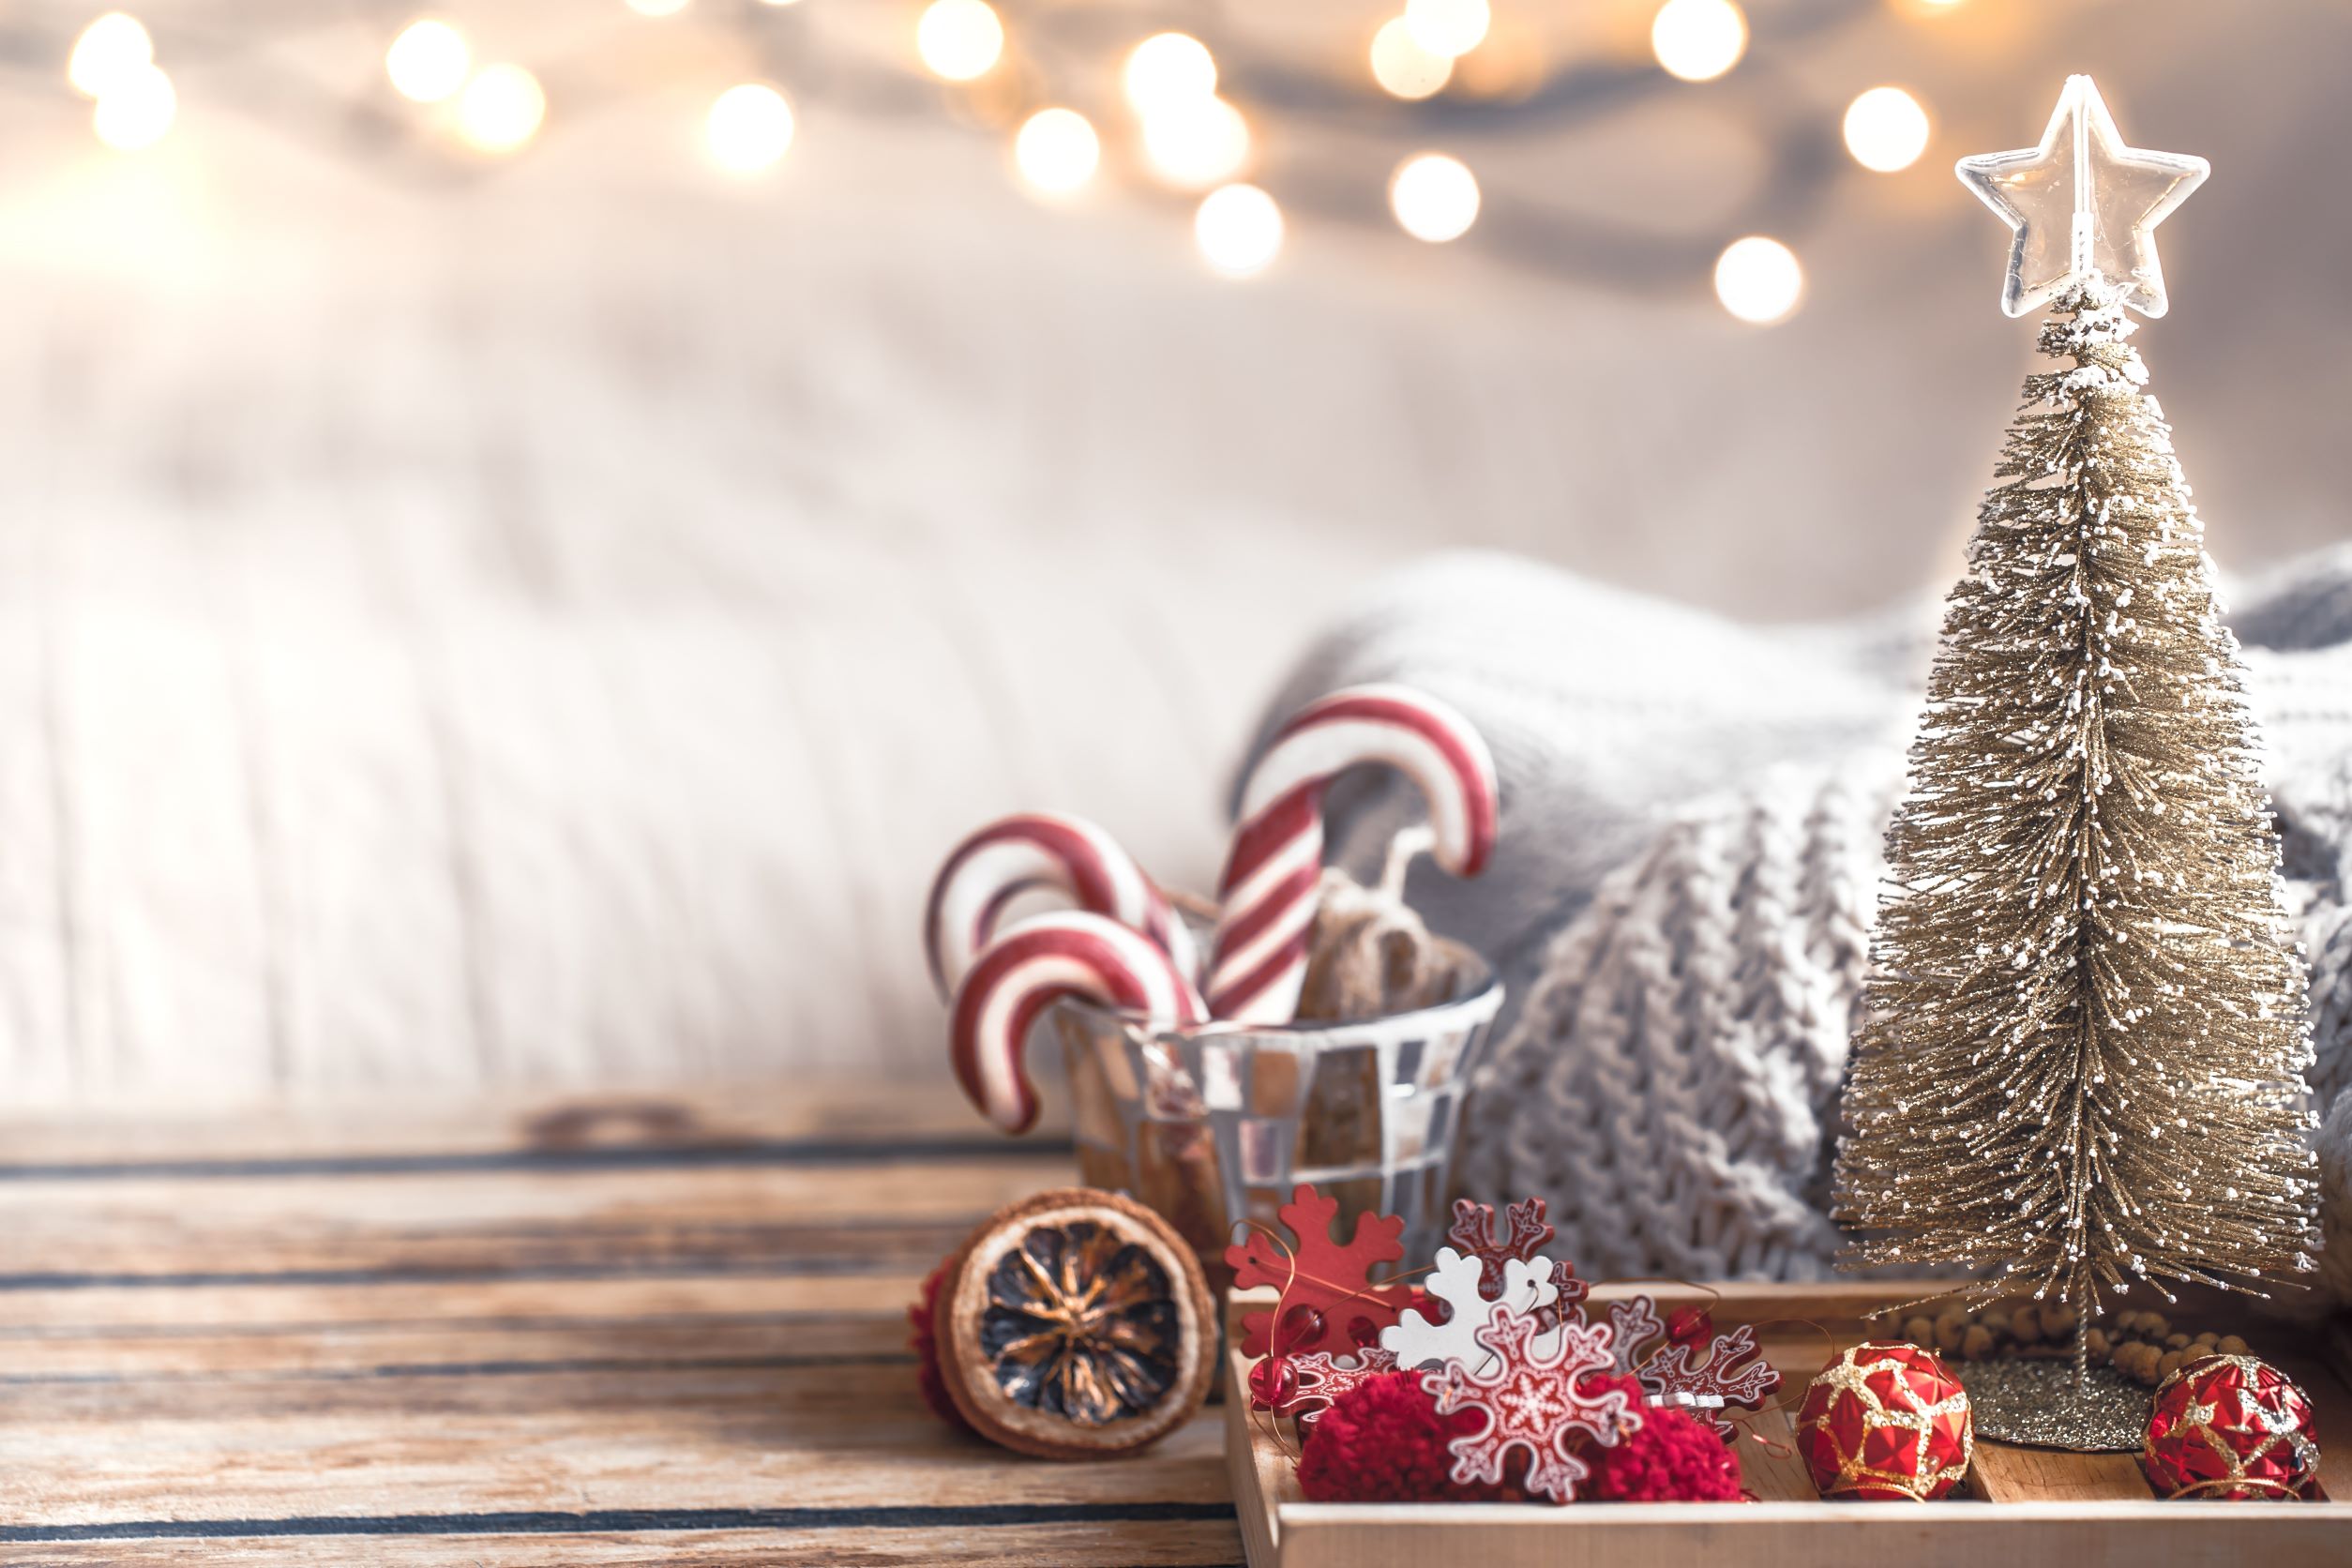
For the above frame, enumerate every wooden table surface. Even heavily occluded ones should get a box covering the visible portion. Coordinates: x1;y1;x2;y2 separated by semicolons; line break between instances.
0;1085;1243;1565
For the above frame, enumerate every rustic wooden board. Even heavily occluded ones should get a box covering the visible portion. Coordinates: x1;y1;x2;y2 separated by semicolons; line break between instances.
0;1086;1244;1566
1224;1283;2352;1568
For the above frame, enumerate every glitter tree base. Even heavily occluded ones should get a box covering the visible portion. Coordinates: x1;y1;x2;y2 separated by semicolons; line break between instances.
1955;1357;2151;1453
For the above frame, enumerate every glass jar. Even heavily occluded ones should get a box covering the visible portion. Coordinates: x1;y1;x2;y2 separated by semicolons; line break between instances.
1050;946;1503;1290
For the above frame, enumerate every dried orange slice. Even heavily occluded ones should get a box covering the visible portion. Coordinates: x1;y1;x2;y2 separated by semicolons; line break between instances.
937;1187;1215;1459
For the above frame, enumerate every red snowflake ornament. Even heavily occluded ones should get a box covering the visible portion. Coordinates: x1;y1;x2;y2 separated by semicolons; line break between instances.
1602;1294;1780;1440
1228;1184;1414;1359
1423;1306;1641;1503
1444;1197;1588;1328
1268;1348;1404;1427
1639;1324;1780;1440
1605;1296;1666;1377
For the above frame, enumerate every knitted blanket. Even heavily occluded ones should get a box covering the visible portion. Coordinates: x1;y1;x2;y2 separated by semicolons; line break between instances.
1242;547;2352;1309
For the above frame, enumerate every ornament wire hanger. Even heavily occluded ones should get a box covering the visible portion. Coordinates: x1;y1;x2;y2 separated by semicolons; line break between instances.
1956;75;2209;319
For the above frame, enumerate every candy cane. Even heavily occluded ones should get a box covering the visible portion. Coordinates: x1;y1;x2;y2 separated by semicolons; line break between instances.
951;912;1208;1134
1207;684;1497;1023
924;812;1199;999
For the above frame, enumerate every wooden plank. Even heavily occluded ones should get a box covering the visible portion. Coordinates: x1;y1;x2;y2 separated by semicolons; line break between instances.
0;1306;907;1380
0;1082;1061;1168
0;1090;1229;1567
1969;1445;2149;1504
0;1270;937;1334
0;1159;1066;1279
2;1516;1248;1567
0;1369;1231;1522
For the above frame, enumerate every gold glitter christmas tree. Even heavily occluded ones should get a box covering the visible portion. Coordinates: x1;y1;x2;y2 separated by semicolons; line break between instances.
1835;81;2318;1384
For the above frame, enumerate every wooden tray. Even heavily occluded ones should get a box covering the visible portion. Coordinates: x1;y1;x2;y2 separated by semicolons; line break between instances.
1224;1281;2352;1568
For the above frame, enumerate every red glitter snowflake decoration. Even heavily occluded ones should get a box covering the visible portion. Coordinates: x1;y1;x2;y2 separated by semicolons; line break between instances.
1227;1184;1413;1359
1598;1295;1780;1440
1639;1325;1779;1440
1266;1349;1404;1426
1444;1197;1587;1329
1423;1306;1641;1503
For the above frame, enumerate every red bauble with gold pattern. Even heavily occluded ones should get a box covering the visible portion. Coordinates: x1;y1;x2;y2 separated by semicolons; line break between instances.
2140;1354;2321;1500
1795;1340;1973;1500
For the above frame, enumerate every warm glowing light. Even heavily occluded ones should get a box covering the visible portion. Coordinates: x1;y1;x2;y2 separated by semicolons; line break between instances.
1651;0;1746;83
69;13;153;100
385;20;470;104
1123;33;1216;114
92;63;173;149
706;83;793;173
459;63;546;153
626;0;690;14
1843;85;1930;173
1015;107;1099;197
1370;18;1452;101
1389;153;1479;243
917;0;1003;82
1714;235;1802;324
1195;184;1282;278
1403;0;1489;60
1142;96;1249;189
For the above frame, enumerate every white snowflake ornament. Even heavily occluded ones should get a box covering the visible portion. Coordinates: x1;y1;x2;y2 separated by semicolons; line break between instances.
1380;1249;1557;1372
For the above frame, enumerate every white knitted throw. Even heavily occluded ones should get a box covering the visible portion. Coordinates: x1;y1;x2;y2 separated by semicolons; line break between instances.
1243;548;2352;1308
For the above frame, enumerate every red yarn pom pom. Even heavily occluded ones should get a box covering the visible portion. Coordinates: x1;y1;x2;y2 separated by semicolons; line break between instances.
1582;1405;1744;1501
1297;1372;1507;1503
908;1255;972;1432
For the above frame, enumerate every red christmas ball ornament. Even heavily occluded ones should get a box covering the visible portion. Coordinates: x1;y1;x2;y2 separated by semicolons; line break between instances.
1796;1340;1972;1500
1278;1302;1328;1352
2140;1354;2321;1500
1248;1355;1300;1412
1296;1371;1506;1503
1664;1304;1715;1351
1581;1404;1744;1502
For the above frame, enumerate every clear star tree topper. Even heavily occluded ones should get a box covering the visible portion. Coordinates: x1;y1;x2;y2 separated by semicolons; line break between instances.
1834;76;2319;1379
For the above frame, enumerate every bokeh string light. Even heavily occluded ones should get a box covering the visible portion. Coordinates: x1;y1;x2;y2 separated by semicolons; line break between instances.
68;13;151;100
1123;33;1217;114
385;20;470;106
1651;0;1748;83
1369;19;1452;102
92;62;173;150
45;0;1945;311
1843;85;1930;173
707;83;794;173
917;0;1004;83
1140;95;1251;190
1195;183;1283;277
1390;154;1480;243
459;63;545;154
1713;235;1803;324
1014;107;1100;198
1402;0;1490;61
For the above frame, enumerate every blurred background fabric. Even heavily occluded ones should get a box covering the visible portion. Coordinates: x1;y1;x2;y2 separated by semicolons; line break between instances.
1;0;2346;1104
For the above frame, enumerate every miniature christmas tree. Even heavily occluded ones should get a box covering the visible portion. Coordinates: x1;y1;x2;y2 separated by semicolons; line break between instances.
1834;79;2317;1440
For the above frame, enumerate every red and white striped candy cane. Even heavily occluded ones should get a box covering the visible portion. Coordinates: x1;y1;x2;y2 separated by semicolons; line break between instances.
924;812;1199;999
1207;684;1498;1023
950;911;1208;1134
